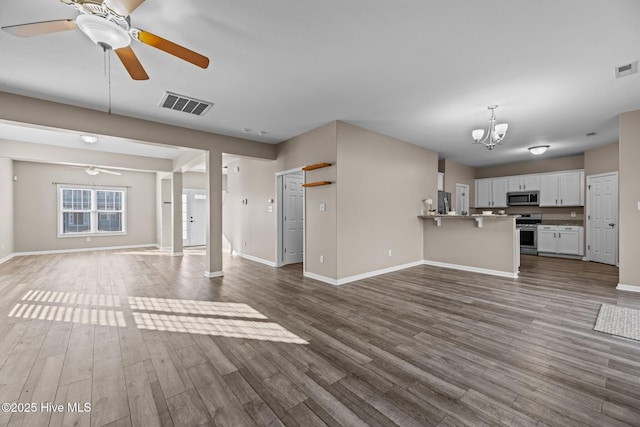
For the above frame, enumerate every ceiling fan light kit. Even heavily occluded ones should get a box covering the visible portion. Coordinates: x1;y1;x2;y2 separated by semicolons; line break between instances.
472;105;509;151
76;14;130;49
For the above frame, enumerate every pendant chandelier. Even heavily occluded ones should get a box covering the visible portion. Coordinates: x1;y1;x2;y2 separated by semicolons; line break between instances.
472;105;508;150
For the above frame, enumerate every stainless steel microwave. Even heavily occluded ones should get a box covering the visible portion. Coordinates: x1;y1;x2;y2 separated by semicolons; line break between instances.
507;191;539;206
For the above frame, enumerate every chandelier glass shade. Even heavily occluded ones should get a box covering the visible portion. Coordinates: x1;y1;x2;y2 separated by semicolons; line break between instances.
472;105;508;150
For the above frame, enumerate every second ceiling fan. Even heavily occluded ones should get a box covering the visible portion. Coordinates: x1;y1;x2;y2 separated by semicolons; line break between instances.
2;0;210;80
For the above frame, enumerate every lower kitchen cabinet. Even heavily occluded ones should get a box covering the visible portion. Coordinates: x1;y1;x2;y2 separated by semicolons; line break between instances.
537;225;584;256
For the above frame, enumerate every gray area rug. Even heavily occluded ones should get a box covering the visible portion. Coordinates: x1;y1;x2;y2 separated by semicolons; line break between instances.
594;304;640;341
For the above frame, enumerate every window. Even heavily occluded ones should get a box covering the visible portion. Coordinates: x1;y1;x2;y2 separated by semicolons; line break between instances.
59;186;126;236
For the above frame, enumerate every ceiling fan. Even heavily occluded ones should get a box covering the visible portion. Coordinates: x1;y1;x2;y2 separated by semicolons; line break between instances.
70;165;122;175
1;0;209;80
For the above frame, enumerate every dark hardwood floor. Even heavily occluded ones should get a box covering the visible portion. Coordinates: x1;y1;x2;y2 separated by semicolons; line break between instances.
0;249;639;426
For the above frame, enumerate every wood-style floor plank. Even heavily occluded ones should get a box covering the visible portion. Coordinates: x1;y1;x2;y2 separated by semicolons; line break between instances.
0;249;638;426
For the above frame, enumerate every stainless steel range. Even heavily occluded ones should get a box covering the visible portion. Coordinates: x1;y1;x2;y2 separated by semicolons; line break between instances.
516;213;542;255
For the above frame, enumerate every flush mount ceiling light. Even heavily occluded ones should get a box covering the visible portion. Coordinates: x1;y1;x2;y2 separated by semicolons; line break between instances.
81;135;98;144
528;145;550;155
472;105;509;151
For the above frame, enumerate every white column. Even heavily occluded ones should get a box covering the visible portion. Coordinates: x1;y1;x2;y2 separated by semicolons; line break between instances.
204;151;223;277
171;171;183;256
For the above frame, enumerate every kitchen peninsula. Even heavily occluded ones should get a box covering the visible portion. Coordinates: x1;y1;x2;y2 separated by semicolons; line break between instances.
419;214;520;278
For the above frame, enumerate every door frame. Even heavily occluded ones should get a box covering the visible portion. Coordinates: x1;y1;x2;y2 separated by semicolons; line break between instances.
275;167;305;269
586;172;618;265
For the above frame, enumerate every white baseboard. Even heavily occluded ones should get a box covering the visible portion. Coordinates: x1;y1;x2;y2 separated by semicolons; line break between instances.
204;271;224;278
616;283;640;293
0;253;15;265
303;271;338;286
159;246;171;251
337;260;425;285
423;259;518;279
12;244;158;257
238;253;277;267
171;252;184;257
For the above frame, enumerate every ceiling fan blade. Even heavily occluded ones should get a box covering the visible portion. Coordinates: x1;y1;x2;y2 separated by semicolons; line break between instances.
96;168;121;175
104;0;146;16
114;46;149;80
135;29;209;69
2;19;77;37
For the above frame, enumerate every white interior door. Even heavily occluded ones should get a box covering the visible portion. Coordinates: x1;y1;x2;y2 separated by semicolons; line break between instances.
183;189;207;247
587;173;618;265
455;183;469;214
283;173;304;264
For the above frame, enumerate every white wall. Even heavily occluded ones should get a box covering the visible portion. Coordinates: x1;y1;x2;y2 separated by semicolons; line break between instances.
14;161;156;252
0;158;14;261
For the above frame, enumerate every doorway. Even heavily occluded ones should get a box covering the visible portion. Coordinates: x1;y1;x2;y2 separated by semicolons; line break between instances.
182;189;207;247
456;183;469;215
586;172;618;265
276;170;304;266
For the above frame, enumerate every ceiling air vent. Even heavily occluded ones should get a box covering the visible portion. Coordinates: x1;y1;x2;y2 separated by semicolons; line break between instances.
615;61;638;79
160;91;213;116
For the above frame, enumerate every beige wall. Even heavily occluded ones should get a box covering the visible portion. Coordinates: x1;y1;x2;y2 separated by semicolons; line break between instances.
0;158;14;260
277;123;338;279
584;143;619;177
336;122;437;279
14;161;156;252
619;111;640;287
441;159;476;211
423;217;518;275
475;155;584;178
183;171;207;189
223;158;277;262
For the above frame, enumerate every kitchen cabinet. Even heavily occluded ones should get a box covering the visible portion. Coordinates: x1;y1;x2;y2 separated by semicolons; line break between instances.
537;225;584;256
539;171;583;206
475;177;508;208
507;174;541;192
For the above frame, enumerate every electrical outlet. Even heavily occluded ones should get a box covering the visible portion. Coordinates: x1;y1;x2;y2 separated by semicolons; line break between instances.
86;237;91;242
571;211;576;217
267;206;273;213
388;249;392;257
320;255;324;263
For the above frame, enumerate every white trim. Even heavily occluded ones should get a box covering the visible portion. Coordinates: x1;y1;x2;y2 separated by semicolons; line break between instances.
616;283;640;293
0;253;15;265
159;246;171;251
422;259;519;279
303;271;338;285
171;252;184;256
12;244;157;257
204;270;224;278
239;253;277;267
336;260;425;285
276;166;304;177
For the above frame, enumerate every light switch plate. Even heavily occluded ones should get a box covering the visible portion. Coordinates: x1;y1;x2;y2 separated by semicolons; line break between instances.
638;201;640;210
320;203;326;211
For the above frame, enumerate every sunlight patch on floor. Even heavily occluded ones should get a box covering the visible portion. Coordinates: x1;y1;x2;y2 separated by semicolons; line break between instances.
8;303;126;327
132;312;307;344
21;290;121;307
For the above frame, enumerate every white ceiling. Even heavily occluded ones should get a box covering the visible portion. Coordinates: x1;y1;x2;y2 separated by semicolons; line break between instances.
1;0;638;168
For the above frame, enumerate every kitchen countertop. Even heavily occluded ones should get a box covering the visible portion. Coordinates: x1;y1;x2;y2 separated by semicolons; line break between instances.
540;220;584;226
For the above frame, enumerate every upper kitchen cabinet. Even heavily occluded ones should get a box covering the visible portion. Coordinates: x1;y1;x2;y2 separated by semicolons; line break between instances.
507;174;541;192
475;177;508;208
539;170;584;207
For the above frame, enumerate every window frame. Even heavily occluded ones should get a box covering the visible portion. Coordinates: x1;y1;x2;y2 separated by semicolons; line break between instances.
57;184;128;238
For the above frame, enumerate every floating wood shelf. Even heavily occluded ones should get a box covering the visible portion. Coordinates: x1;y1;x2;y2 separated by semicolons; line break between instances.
302;181;332;188
302;162;331;171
